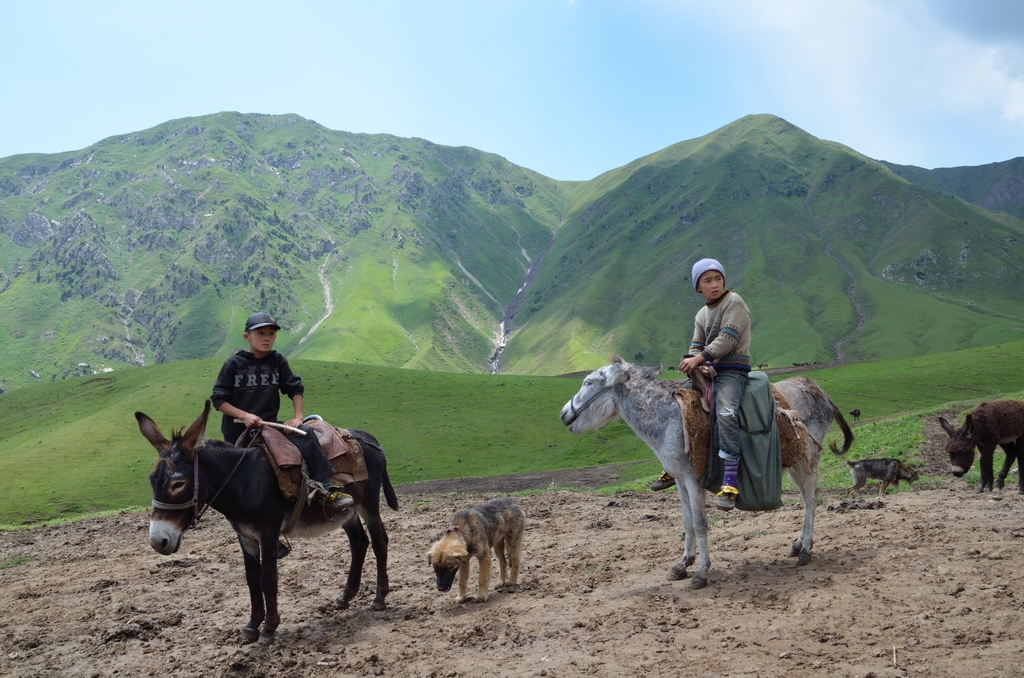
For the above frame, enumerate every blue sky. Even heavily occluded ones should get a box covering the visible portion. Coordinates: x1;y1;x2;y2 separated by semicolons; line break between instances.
3;0;1024;180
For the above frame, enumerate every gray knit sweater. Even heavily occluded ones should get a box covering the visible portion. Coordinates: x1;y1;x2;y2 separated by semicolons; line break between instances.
687;290;751;372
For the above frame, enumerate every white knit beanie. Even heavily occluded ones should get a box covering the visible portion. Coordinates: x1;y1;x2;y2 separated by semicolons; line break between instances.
691;258;725;291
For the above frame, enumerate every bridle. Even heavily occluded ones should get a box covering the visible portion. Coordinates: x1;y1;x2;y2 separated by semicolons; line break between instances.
563;382;616;427
150;432;258;533
151;452;200;512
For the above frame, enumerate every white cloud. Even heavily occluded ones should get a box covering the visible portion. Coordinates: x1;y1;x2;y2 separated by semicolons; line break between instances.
667;0;1024;164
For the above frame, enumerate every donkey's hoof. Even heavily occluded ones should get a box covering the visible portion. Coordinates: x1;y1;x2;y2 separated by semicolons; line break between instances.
334;596;351;610
667;563;689;581
239;626;260;645
371;599;388;611
688;576;708;590
257;631;275;646
797;552;812;566
788;544;802;558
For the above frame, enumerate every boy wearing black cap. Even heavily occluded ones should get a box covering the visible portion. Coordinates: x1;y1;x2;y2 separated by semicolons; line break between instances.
211;312;353;517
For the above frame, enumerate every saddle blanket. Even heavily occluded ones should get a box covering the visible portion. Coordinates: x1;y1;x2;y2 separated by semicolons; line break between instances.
674;371;784;512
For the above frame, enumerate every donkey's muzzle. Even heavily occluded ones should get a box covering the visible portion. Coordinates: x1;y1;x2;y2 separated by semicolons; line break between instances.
149;520;183;555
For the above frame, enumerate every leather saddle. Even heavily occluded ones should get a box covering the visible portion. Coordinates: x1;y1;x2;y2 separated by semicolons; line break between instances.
239;419;369;501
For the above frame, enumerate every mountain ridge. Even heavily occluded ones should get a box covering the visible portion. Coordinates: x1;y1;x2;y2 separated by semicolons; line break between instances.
1;112;1022;390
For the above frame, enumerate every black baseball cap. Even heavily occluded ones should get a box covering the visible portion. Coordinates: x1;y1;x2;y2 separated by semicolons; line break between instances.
245;312;280;332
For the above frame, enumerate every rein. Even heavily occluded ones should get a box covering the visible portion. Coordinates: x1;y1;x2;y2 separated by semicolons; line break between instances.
563;385;614;426
151;431;259;533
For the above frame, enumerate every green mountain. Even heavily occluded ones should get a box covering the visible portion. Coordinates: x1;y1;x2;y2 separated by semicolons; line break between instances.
1;113;1023;389
0;113;576;389
500;115;1024;372
883;157;1024;221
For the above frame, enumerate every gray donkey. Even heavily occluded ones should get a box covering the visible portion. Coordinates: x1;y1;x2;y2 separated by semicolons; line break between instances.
560;357;852;589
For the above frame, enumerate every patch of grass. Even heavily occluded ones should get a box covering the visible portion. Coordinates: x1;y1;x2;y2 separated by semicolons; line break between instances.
0;555;29;569
712;531;737;544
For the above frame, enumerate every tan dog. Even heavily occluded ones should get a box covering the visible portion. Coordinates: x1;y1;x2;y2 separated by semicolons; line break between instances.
427;497;525;603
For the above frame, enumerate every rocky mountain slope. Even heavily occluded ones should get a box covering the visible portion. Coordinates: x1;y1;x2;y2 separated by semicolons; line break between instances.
0;113;573;388
1;113;1022;389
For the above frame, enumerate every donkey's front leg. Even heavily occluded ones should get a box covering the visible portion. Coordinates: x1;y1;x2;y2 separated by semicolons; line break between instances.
669;477;709;589
978;444;997;492
668;482;696;581
237;535;265;645
686;476;711;589
256;530;282;645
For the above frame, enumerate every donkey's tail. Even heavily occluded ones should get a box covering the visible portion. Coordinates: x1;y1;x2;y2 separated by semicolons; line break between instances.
349;428;399;510
828;398;854;456
381;467;399;511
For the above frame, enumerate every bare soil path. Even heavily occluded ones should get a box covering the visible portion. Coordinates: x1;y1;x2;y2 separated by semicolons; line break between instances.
2;412;1022;678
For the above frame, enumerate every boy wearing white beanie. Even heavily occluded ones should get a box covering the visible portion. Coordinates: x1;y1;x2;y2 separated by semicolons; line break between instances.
651;258;752;510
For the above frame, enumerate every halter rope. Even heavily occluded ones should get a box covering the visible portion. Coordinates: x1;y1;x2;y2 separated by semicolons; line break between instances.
151;431;260;532
563;384;614;426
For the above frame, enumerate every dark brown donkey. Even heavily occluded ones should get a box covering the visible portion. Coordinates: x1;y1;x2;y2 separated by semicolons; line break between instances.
938;400;1024;493
137;401;398;645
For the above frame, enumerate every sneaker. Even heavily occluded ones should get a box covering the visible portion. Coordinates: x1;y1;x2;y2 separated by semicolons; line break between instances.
324;491;355;511
649;471;677;491
715;486;738;511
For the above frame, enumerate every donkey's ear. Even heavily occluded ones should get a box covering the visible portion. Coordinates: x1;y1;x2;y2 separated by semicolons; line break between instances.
136;412;170;452
180;400;212;452
610;354;623;364
607;365;630;386
964;413;974;432
937;416;956;437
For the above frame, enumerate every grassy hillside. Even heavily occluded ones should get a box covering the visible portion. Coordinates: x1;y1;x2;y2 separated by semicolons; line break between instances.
3;340;1024;526
500;115;1024;374
0;358;648;526
0;113;572;389
884;157;1024;221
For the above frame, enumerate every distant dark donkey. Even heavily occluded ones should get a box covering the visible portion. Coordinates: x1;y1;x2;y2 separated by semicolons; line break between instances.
938;400;1024;493
137;401;398;645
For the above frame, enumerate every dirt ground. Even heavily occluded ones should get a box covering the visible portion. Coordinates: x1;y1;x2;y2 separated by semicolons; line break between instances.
2;415;1023;678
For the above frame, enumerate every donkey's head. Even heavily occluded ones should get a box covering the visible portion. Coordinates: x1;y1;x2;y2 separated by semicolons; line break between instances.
560;356;660;432
938;414;977;477
136;401;211;555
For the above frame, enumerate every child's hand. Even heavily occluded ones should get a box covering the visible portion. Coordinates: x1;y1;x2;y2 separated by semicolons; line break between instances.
239;412;264;429
679;355;705;374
